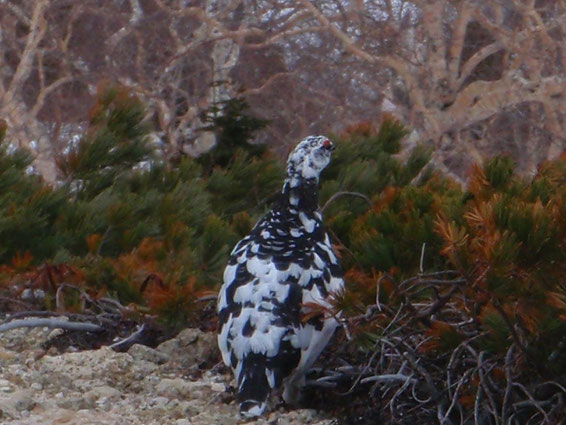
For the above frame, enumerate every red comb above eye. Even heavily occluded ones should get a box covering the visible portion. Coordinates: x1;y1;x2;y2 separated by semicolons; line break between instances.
323;139;332;148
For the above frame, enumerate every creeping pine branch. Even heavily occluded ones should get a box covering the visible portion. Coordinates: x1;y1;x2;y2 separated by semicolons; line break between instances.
0;318;102;333
321;191;371;213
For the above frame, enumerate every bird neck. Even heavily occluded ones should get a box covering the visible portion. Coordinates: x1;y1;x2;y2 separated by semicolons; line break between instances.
280;177;320;213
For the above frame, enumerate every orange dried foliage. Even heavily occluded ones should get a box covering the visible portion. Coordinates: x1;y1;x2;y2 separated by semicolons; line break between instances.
5;201;17;217
479;303;515;327
57;149;79;176
11;251;33;271
469;230;502;264
113;252;151;285
143;276;215;314
434;215;468;267
388;265;400;277
30;263;86;292
301;300;339;323
27;186;54;203
137;237;166;262
345;268;377;292
464;201;494;231
86;234;103;254
143;278;174;312
343;121;373;137
88;81;131;122
112;238;165;285
458;394;476;409
419;321;461;353
515;300;542;334
330;242;346;261
366;186;397;216
468;162;490;197
343;268;383;308
492;366;506;381
547;289;566;322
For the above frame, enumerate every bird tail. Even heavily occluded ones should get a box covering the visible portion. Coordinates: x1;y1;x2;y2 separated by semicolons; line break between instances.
238;355;270;418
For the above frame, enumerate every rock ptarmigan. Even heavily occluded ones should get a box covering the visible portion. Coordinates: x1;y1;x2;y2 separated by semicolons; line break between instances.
217;135;344;417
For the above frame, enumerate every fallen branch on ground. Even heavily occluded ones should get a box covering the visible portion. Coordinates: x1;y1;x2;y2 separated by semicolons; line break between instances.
109;324;147;351
0;318;102;333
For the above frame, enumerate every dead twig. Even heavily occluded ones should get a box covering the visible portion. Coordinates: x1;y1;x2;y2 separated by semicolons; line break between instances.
0;297;34;309
513;382;550;423
476;351;500;425
419;242;426;274
501;344;515;424
441;368;474;425
0;318;102;333
109;323;147;351
196;295;218;303
360;373;417;385
321;191;371;213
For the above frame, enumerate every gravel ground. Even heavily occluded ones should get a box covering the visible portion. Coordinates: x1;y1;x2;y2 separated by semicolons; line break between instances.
0;324;336;425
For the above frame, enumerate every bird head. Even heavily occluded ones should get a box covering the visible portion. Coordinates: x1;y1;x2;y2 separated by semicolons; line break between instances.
286;135;335;187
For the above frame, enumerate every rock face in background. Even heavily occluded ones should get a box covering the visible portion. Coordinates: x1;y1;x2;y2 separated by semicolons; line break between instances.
0;327;334;425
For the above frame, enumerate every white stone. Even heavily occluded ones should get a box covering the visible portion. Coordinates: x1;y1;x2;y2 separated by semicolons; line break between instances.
210;383;225;392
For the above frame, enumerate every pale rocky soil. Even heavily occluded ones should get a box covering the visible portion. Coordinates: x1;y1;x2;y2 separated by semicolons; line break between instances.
0;324;336;425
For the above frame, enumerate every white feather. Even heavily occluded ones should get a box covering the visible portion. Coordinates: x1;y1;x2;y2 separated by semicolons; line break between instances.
299;212;316;233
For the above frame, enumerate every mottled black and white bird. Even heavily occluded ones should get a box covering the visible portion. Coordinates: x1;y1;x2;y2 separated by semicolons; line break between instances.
217;135;344;417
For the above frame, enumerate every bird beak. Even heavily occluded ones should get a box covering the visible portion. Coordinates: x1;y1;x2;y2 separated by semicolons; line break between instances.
323;139;335;151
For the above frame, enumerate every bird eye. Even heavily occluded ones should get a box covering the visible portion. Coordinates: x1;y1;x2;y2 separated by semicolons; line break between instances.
323;139;333;150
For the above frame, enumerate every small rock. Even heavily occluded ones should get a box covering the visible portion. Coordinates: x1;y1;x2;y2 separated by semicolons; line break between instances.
0;348;16;362
155;339;180;357
9;390;35;411
210;383;225;392
30;383;43;391
84;385;121;407
176;328;201;345
19;288;33;302
150;396;170;408
0;400;16;420
156;328;218;367
0;379;12;393
156;378;213;401
56;396;89;410
46;328;65;340
156;378;191;398
128;344;169;364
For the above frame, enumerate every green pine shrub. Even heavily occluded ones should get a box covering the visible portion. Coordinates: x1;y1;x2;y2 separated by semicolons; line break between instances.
0;85;280;331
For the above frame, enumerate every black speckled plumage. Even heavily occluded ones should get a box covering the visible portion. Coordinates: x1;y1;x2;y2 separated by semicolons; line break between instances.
217;136;344;418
